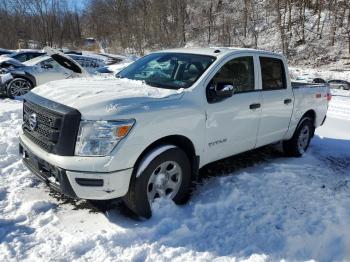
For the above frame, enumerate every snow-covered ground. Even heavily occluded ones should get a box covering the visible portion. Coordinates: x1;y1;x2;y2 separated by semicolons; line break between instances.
1;95;350;261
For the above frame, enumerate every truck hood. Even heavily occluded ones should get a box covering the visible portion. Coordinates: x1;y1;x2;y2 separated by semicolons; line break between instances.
31;77;184;119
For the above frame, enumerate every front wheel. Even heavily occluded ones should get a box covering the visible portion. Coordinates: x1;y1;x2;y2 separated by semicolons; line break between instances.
6;78;32;99
123;147;191;218
283;118;314;157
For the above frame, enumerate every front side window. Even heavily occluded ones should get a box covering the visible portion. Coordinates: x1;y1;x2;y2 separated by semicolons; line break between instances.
260;57;286;90
117;53;216;90
210;56;255;93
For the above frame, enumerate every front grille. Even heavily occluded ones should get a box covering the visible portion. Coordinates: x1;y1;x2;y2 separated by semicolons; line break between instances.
23;129;52;152
22;92;81;156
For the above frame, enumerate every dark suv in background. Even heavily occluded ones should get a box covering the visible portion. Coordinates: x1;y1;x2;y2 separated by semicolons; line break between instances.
328;80;350;90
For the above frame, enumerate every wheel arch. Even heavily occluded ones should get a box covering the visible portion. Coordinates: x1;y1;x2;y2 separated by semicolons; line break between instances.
299;109;316;137
302;109;316;126
7;72;36;88
134;135;199;182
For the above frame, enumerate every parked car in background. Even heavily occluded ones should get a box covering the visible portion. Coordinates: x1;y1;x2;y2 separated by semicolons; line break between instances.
1;49;46;62
59;49;83;55
68;54;106;74
328;79;350;90
0;48;13;56
312;78;327;84
97;53;132;65
0;52;90;98
19;48;330;218
96;60;134;74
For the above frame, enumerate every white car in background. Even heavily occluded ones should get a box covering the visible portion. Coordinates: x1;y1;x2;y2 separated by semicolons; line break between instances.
1;49;46;62
0;52;92;98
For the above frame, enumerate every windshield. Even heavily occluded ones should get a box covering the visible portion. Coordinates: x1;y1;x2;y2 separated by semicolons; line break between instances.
117;52;216;89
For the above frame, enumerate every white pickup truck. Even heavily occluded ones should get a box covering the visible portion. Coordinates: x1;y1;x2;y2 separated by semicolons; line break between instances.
19;48;330;218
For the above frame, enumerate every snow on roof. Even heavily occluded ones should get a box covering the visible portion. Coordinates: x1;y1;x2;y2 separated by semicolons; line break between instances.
155;47;281;57
14;49;45;54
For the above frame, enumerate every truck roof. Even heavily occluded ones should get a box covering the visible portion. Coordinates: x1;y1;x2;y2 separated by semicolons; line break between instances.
156;47;282;57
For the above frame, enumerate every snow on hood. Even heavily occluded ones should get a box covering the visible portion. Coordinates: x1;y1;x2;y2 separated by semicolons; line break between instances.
0;56;24;67
31;77;184;119
107;61;133;73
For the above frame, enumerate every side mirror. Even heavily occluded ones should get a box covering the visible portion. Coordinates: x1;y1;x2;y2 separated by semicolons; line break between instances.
216;84;235;98
207;82;236;103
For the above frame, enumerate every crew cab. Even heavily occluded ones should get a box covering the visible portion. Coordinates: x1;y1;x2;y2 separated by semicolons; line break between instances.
19;48;330;218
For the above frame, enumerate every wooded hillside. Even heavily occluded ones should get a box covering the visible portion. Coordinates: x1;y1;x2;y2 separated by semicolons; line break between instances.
1;0;349;65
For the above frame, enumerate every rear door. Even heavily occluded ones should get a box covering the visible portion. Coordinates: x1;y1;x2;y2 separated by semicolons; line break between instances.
255;56;293;147
205;54;262;163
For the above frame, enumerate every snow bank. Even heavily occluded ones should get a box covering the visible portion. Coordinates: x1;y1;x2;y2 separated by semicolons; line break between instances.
0;95;350;261
328;96;350;121
289;66;350;82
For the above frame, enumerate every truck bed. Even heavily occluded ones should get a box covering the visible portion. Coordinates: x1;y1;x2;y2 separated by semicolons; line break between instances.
291;82;328;89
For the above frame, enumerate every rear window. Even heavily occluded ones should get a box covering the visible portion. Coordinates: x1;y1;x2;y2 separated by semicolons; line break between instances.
259;57;286;90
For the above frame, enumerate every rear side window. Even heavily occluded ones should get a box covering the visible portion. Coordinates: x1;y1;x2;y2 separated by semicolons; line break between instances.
259;57;286;90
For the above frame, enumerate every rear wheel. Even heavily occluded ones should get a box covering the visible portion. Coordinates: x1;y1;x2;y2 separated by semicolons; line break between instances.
123;147;191;218
6;78;32;98
283;117;314;157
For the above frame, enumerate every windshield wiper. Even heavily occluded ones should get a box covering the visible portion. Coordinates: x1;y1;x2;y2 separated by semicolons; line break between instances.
144;80;167;88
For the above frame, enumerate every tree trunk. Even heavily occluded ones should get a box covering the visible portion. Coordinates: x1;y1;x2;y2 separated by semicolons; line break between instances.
331;0;338;46
208;0;213;44
244;0;248;38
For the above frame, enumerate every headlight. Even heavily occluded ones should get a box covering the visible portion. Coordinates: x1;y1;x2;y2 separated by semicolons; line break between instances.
75;119;135;156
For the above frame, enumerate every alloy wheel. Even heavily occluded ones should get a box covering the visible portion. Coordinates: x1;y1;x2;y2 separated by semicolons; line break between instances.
9;79;31;97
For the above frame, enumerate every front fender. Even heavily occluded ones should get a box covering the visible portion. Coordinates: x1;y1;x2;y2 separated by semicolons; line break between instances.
6;71;37;87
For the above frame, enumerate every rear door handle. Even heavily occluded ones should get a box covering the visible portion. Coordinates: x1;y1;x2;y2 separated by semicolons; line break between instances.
249;103;261;110
284;98;292;104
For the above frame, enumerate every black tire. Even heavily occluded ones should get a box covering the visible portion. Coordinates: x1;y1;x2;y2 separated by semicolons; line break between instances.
123;147;191;219
283;117;314;157
339;85;345;90
6;78;32;99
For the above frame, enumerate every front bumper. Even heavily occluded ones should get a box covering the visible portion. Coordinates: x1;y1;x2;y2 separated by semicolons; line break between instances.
20;139;133;200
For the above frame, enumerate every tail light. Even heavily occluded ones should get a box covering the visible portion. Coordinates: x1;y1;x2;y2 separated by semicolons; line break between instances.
327;93;332;101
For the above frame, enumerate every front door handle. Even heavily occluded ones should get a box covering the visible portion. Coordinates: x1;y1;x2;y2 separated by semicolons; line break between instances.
249;103;261;110
284;98;292;104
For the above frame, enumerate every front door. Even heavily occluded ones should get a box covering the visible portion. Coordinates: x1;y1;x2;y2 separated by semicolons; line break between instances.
34;58;71;85
205;55;262;163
